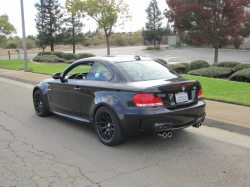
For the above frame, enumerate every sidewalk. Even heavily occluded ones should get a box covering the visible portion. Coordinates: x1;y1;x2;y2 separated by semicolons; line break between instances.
0;68;250;135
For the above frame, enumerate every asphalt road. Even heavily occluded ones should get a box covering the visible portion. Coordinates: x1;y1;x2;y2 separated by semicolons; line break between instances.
1;77;250;187
1;46;250;64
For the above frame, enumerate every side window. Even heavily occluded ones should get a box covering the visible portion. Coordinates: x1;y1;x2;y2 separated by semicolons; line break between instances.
66;64;92;80
87;62;112;81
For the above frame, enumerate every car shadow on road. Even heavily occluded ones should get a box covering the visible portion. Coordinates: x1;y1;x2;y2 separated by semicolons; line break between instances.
44;114;202;151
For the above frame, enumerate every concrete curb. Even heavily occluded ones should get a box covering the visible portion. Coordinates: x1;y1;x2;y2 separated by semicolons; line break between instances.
0;75;38;85
203;119;250;136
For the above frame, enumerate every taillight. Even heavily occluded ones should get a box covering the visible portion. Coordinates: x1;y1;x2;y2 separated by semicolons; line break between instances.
198;87;202;99
133;94;163;107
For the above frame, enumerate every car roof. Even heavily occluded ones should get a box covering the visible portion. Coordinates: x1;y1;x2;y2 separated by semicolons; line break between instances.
76;55;153;64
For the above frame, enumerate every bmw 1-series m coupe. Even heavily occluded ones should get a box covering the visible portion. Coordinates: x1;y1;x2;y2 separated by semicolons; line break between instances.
33;56;206;146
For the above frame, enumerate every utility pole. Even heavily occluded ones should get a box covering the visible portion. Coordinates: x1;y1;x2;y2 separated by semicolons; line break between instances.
41;0;45;51
20;0;28;71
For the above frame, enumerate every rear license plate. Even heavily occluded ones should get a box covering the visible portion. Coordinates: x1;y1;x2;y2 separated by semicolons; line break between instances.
175;92;188;103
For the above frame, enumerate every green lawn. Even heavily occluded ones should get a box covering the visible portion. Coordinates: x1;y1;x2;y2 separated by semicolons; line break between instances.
0;60;249;106
182;75;250;106
0;59;90;74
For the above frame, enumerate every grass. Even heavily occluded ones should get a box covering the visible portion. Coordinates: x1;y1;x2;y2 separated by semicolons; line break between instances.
182;74;250;106
0;59;249;106
0;59;90;75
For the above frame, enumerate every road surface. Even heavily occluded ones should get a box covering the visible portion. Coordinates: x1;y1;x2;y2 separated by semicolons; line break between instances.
0;77;250;187
1;46;250;64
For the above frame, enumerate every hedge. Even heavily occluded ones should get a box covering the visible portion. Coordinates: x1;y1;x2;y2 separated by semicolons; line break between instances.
168;64;188;74
229;68;250;83
33;55;65;63
190;60;210;70
180;63;190;71
37;51;51;56
217;61;241;68
51;51;65;58
63;53;77;60
65;59;76;64
77;53;95;59
233;64;250;72
188;67;233;78
156;59;167;65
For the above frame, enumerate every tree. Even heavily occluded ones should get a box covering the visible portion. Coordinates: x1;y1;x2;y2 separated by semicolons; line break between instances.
0;14;16;46
73;0;131;55
35;0;63;51
165;0;250;64
142;0;164;48
65;0;85;54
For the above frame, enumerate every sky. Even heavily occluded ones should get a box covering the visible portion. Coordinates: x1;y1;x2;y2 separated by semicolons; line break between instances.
0;0;169;37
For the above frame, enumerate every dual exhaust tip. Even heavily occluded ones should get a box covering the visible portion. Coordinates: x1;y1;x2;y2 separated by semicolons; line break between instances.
158;122;202;138
158;132;172;138
192;122;202;128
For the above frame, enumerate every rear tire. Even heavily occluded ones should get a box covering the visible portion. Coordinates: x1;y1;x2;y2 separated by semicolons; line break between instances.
33;89;50;117
95;106;125;146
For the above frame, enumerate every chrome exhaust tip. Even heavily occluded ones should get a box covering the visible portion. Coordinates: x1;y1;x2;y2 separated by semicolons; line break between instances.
193;122;202;128
168;132;172;138
158;132;172;138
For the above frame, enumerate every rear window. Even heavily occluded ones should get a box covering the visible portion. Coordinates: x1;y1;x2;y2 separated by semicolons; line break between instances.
116;60;178;81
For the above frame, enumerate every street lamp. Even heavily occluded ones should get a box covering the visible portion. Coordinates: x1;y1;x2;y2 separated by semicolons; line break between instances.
20;0;28;71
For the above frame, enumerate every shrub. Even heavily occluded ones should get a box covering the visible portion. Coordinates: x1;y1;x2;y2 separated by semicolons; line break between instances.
180;63;190;72
190;60;210;70
146;46;155;50
188;67;233;78
33;55;65;63
217;61;241;68
19;39;36;49
77;53;95;59
229;68;250;83
233;64;250;72
37;51;51;56
5;41;18;49
65;59;76;64
62;53;77;60
84;40;91;47
168;64;188;74
51;51;65;58
156;59;167;65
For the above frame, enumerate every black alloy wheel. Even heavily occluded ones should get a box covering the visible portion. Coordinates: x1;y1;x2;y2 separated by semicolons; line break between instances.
33;90;49;117
95;106;125;146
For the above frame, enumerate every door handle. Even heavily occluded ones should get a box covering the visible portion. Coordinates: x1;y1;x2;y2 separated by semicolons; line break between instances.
74;86;81;91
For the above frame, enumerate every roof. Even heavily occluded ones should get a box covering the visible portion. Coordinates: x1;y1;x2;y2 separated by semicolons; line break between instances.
80;55;152;63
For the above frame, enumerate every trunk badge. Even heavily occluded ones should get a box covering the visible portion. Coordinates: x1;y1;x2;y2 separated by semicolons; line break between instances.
182;86;185;91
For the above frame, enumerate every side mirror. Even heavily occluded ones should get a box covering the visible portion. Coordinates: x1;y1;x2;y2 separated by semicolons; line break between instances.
52;72;61;79
59;72;68;83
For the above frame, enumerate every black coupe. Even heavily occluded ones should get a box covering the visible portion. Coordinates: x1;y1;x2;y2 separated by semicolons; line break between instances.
33;56;206;146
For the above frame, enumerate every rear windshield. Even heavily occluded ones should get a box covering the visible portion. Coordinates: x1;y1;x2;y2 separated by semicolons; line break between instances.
116;60;178;81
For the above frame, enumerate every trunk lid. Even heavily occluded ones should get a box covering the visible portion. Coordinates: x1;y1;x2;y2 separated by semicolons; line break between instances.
128;78;201;109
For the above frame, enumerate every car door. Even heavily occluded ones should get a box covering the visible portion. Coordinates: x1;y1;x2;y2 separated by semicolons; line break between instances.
50;64;91;117
80;62;113;118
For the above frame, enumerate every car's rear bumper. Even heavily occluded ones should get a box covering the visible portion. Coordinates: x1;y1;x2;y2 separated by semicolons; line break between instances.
120;100;206;136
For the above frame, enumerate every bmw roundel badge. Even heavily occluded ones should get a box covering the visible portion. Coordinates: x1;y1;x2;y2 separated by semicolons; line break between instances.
182;86;185;91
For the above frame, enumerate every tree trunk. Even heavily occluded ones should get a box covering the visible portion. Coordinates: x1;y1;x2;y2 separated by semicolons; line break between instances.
51;41;54;51
105;33;110;56
214;45;219;64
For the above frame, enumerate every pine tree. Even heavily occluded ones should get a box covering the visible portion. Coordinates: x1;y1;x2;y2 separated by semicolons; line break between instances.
35;0;63;51
142;0;163;48
64;0;84;54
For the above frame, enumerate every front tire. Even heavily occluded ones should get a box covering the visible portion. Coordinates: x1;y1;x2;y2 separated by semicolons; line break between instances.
95;106;125;146
33;89;50;117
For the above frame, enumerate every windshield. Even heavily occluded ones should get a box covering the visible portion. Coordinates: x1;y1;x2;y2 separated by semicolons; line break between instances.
116;60;178;81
